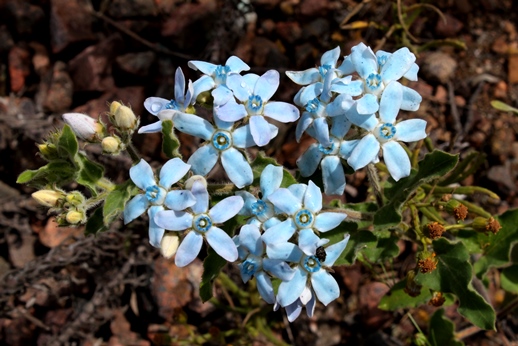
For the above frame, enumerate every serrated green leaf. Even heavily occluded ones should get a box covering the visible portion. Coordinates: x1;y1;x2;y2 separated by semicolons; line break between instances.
501;264;518;294
161;120;181;159
250;152;297;188
378;279;432;311
416;238;496;330
473;209;518;278
76;153;104;195
85;206;107;235
103;180;138;226
428;309;464;346
57;125;79;159
374;150;458;230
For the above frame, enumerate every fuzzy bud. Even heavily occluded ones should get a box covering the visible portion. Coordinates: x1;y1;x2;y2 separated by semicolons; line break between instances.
428;291;446;307
65;191;85;206
113;105;137;130
109;101;122;115
37;143;59;160
101;136;122;154
417;252;438;274
426;222;445;240
472;216;501;234
444;200;468;221
185;175;207;190
62;113;103;142
65;210;84;225
32;190;63;207
160;232;180;259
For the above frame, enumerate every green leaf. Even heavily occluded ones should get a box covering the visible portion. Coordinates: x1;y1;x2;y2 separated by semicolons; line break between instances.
473;209;518;278
374;150;458;230
428;309;464;346
250;152;297;188
378;279;432;311
200;247;228;302
491;100;518;114
17;161;76;187
161;120;181;159
439;151;486;186
85;207;107;235
416;238;496;330
103;180;138;226
455;229;491;254
76;153;104;194
57;125;79;159
17;169;42;184
501;264;518;294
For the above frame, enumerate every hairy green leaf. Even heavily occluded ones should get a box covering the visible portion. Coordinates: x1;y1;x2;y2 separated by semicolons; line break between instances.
161;120;181;159
76;153;104;195
103;180;138;226
428;309;464;346
85;207;107;235
57;125;79;159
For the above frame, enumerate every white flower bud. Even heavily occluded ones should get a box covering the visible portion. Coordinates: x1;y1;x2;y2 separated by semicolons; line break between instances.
160;233;180;259
32;190;63;207
184;175;207;190
114;105;137;130
65;210;84;224
101;136;121;154
62;113;103;142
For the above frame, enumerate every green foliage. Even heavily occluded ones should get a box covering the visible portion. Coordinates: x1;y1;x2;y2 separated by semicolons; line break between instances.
85;207;108;235
76;153;105;195
428;309;464;346
103;180;138;226
378;279;431;310
161;120;181;159
57;125;79;159
250;152;297;188
416;238;496;330
501;265;518;294
491;100;518;114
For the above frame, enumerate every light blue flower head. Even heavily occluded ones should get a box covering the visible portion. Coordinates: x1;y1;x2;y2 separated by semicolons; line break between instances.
215;70;300;147
123;158;196;247
154;180;244;267
188;56;250;106
139;67;195;134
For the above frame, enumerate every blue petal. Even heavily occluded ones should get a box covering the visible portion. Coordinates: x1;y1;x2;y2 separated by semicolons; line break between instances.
330;79;363;96
297;143;323;177
379;81;403;124
254;70;279;102
235;191;257;216
303;181;322;213
174;113;214;140
164;190;196;211
250;115;272;146
347;134;380;171
174;67;186;104
192;75;216;99
263;102;300;122
310;270;340;305
265;241;303;262
230;124;254;148
285;300;303;322
350;42;377;79
213;111;235;131
313;117;331;146
297;83;323;105
321;156;346;195
185;80;194;105
314;212;346;232
323;234;350;266
356;93;379;114
238;224;263;256
404;63;419;81
401;85;422;111
138;121;163;134
381;47;416;83
144;97;169;115
382;141;410;181
187;145;219;177
210;195;244;223
306;290;316;318
277;267;307;307
261;219;297;246
225;55;250;73
263;258;296;281
321;46;340;67
124;194;149;224
298;228;320;255
286;68;320;85
319;70;334;103
206;226;238;262
295;112;314;142
130;159;156;190
148;206;165;248
329;114;351;138
191;180;209;214
238;262;253;283
175;231;203;267
221;148;253;188
326;94;354;117
395;119;427;142
212;85;234;106
159;157;191;189
260;164;283;198
188;60;217;75
215;99;247;122
255;271;275;304
226;74;251;102
337;55;355;75
339;139;360;159
267;188;302;215
154;210;193;231
345;104;378;131
287;184;307;204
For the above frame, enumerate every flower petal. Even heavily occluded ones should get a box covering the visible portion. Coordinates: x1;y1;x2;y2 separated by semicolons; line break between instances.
124;194;149;224
322;234;350;266
297;143;322;177
295;112;314;142
212;85;234;106
232;124;255;148
263;258;296;281
395;119;427;142
298;228;320;255
250;115;272;146
263;102;300;123
175;231;203;267
321;156;345;195
379;81;403;124
345;104;378;131
356;93;379;114
286;68;320;85
265;241;303;262
192;74;216;99
381;47;416;83
347;134;380;171
310;270;339;305
339;139;360;159
267;188;302;215
148;206;165;248
261;219;297;246
210;195;244;223
401;85;422;111
350;42;377;79
255;271;275;304
260;164;284;198
159;157;191;189
238;224;262;256
187;145;219;177
164;190;196;211
314;212;346;232
321;46;340;67
312;117;331;146
191;180;209;214
154;210;193;231
329;114;352;138
404;63;419;81
235;191;257;216
174;67;186;104
254;70;279;102
138;121;163;134
188;60;217;75
130;159;156;190
383;141;411;181
225;55;250;73
303;180;322;213
206;226;238;262
215;99;247;122
277;267;307;307
285;300;303;322
221;148;253;188
174;113;214;140
144;97;169;115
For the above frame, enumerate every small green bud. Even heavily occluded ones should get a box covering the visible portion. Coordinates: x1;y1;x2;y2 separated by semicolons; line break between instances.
65;191;85;206
101;136;122;154
65;210;84;225
414;333;428;346
160;232;180;259
114;105;138;130
32;190;63;207
37;143;59;160
472;216;501;234
444;199;468;221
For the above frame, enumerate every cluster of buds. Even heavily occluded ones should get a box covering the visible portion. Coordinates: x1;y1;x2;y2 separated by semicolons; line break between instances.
32;189;87;226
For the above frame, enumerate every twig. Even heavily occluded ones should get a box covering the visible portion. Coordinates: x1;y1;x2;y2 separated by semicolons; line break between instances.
397;0;419;43
447;80;463;150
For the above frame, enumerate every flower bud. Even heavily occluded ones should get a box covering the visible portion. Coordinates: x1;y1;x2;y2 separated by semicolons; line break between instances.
65;191;85;206
428;291;446;307
444;200;468;221
404;270;422;297
185;175;207;190
32;190;63;207
472;216;501;234
113;105;137;130
101;136;122;154
65;210;84;225
37;143;59;160
160;232;180;259
109;101;122;115
62;113;103;142
426;222;445;240
417;252;438;274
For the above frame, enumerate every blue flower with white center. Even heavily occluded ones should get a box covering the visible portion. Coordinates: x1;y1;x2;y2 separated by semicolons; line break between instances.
124;158;196;247
297;115;360;195
162;110;277;188
235;224;295;304
339;42;422;115
236;164;283;230
188;56;250;106
154;181;244;267
345;81;428;181
261;181;347;255
139;67;195;134
267;235;350;308
293;70;357;146
274;286;317;322
214;70;300;146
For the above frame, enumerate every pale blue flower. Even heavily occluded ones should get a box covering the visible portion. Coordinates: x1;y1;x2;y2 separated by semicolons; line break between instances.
154;181;243;267
124;158;196;247
139;67;194;134
340;42;422;115
270;235;350;308
235;224;295;304
261;181;346;255
346;81;427;181
274;286;316;322
188;56;250;106
215;70;300;146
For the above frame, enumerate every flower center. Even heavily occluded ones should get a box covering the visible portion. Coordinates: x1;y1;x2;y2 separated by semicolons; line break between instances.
318;64;332;78
294;209;314;229
242;258;258;276
251;200;267;216
317;137;339;155
165;99;179;110
303;255;321;273
377;55;388;69
305;98;320;113
377;123;396;141
212;131;232;151
193;214;212;233
214;65;231;85
246;95;263;115
145;185;166;205
365;73;383;95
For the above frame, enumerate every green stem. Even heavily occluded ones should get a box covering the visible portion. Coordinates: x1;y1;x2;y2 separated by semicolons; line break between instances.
256;317;290;346
324;208;374;221
125;142;140;164
421;184;500;200
96;177;115;191
458;199;492;218
418;206;445;223
207;183;238;196
366;163;383;206
218;272;250;299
